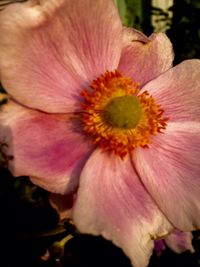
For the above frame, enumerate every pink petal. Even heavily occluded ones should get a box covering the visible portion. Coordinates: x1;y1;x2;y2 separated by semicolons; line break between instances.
122;27;150;44
72;150;172;267
133;121;200;231
0;0;122;113
118;31;173;86
154;231;194;254
154;240;166;255
0;101;93;194
165;231;194;253
142;59;200;122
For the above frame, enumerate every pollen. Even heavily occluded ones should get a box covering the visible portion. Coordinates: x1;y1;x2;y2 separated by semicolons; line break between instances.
79;70;168;158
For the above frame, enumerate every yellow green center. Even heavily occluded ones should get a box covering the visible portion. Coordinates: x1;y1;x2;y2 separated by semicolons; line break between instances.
104;95;143;129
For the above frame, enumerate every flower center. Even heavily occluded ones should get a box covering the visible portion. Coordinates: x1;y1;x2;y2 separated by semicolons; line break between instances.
104;95;142;129
80;70;168;158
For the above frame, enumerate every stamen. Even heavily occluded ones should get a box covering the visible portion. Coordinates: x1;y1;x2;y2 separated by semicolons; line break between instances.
79;70;168;158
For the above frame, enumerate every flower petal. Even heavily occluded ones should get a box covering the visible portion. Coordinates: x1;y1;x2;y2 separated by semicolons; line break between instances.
72;150;172;267
142;59;200;122
154;231;194;254
165;231;194;253
154;240;166;255
0;0;122;113
118;31;173;86
133;121;200;231
122;27;150;44
0;101;93;194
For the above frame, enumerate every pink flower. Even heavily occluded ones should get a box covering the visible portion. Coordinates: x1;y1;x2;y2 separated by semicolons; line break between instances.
0;1;200;266
154;231;194;255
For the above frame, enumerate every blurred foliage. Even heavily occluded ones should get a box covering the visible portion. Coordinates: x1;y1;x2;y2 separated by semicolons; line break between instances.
115;0;153;32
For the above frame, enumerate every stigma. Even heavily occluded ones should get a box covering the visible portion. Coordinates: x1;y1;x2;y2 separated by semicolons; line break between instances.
80;70;168;158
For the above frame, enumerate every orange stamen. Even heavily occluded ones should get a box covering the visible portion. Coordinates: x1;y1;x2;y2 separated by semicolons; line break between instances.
79;70;168;158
